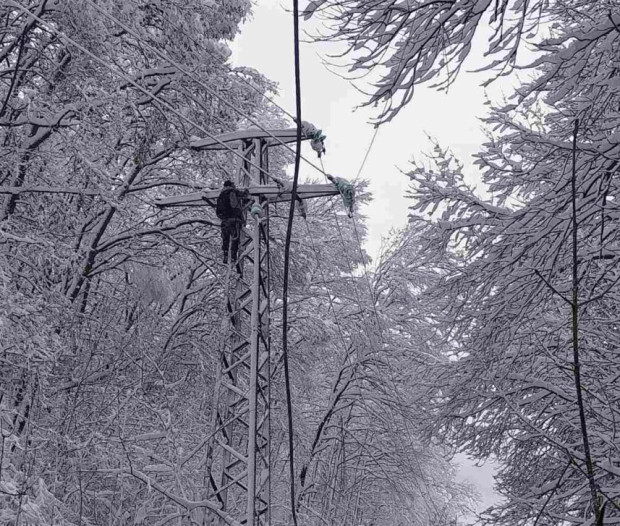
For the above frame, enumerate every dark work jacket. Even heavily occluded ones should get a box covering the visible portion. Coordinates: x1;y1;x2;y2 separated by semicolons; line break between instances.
217;188;245;220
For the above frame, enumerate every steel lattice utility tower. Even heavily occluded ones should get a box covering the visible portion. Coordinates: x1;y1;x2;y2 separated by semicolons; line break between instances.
156;128;339;526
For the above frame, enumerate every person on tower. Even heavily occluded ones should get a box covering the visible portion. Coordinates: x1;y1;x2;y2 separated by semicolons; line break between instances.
216;180;249;264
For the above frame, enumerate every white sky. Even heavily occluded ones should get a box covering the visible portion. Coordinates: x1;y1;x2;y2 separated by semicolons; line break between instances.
230;0;518;259
230;0;508;520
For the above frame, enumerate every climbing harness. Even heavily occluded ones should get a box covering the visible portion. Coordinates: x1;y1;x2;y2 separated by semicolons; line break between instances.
301;121;326;158
326;174;355;218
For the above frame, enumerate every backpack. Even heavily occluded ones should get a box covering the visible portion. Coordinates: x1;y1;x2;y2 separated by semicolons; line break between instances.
216;188;240;219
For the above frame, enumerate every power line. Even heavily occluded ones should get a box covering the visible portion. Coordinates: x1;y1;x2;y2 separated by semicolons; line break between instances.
83;0;389;250
83;0;330;181
316;154;448;521
302;203;444;523
7;2;282;186
172;20;297;124
144;3;298;123
300;218;396;516
353;124;380;183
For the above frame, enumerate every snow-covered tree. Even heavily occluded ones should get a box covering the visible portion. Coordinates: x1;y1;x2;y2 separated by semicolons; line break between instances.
1;2;472;525
398;9;620;522
306;0;620;523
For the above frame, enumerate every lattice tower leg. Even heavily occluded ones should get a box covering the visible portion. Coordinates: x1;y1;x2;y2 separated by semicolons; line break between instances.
205;141;271;526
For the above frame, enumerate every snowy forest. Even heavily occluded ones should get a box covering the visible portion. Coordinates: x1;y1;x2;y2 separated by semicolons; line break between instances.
2;0;620;525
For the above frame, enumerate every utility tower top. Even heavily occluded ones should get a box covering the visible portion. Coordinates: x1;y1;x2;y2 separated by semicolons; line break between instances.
156;126;338;209
162;126;341;526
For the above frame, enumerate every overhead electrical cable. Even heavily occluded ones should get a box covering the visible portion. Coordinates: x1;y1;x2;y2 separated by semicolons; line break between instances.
82;0;331;182
186;35;297;124
316;153;448;520
149;6;298;122
314;153;443;515
353;124;380;183
7;2;284;187
301;209;443;522
300;218;411;511
318;157;385;349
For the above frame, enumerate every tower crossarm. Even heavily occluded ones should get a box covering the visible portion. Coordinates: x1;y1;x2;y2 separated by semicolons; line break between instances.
154;184;339;208
189;127;312;151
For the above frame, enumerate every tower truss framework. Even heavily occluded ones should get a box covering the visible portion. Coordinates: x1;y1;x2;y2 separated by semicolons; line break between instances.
156;128;338;526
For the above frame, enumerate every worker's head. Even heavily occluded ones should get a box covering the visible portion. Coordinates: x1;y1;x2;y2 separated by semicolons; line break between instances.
223;180;235;188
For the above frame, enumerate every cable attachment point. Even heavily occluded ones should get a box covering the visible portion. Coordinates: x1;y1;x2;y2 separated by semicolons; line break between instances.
301;121;326;158
326;174;355;218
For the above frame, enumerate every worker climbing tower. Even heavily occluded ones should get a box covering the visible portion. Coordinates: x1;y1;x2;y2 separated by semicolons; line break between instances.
156;127;339;526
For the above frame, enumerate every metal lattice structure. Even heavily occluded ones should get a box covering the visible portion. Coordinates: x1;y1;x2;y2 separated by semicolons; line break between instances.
156;128;338;526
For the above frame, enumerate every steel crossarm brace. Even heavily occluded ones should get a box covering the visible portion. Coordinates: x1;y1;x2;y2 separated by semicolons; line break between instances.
189;127;309;150
154;184;339;208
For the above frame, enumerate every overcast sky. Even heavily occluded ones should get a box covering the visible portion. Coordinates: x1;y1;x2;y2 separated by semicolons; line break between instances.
230;0;507;519
229;0;517;259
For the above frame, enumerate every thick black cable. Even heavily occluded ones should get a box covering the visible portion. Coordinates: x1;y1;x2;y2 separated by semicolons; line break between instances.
281;1;303;525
